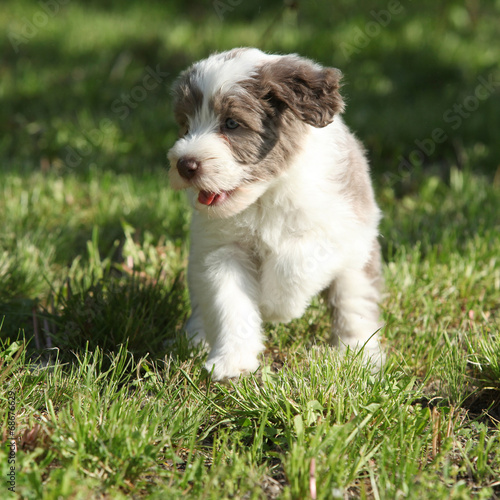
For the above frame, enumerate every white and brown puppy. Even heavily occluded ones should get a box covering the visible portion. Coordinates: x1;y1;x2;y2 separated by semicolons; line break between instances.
168;48;384;380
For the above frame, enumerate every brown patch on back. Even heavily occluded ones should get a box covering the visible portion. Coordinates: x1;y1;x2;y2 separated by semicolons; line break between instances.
363;239;383;292
338;135;378;223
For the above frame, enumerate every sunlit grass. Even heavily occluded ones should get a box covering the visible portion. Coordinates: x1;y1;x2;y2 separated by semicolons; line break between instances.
1;0;499;498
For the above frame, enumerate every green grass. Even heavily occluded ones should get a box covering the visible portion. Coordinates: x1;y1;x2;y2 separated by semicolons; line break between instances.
1;1;500;498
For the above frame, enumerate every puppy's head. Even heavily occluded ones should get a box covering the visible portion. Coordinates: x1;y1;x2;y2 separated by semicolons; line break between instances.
167;48;344;217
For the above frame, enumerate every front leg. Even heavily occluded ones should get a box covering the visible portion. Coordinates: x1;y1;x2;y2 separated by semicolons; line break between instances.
189;244;264;381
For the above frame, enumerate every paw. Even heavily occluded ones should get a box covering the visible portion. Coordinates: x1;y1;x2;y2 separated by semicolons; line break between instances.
361;341;386;373
185;314;207;347
334;334;385;372
205;351;260;381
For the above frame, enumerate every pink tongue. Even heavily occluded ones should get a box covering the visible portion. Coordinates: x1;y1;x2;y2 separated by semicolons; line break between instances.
198;191;218;205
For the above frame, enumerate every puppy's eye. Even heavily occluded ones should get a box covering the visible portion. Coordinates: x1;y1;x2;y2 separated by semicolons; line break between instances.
224;118;239;130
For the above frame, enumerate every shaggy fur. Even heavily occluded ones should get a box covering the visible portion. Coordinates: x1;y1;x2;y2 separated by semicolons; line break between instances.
167;48;384;380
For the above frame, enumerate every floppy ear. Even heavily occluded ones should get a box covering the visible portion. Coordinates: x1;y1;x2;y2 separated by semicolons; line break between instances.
257;56;344;128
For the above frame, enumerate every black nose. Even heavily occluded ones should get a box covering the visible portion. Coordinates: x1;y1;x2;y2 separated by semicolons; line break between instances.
177;157;200;180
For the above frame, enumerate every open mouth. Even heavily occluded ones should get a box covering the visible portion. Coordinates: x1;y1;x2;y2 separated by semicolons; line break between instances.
197;190;234;206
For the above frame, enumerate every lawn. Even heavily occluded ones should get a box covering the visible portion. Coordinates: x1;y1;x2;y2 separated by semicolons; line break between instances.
1;1;499;498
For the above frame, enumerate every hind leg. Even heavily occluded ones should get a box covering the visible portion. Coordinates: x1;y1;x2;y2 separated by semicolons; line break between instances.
327;241;385;368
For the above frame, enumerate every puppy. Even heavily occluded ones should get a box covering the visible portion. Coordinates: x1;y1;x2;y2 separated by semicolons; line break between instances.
168;48;384;381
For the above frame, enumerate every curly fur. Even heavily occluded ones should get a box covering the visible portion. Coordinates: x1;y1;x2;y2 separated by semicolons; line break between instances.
167;48;384;380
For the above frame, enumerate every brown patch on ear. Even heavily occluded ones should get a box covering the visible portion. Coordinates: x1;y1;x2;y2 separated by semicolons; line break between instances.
256;56;344;128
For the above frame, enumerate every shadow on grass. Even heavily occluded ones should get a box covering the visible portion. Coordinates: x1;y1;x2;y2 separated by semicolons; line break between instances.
0;270;192;369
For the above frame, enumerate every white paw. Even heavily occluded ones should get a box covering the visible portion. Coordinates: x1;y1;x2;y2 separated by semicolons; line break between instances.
185;314;207;347
205;351;260;381
362;342;386;373
335;335;385;372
